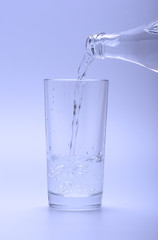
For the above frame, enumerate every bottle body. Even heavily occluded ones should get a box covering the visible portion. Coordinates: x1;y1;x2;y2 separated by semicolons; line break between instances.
86;21;158;72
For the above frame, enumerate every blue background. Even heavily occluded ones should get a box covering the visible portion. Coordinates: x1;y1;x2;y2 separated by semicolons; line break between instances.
0;0;158;239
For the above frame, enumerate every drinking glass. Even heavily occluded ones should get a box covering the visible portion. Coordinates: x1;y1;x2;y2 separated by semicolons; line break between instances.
44;79;109;210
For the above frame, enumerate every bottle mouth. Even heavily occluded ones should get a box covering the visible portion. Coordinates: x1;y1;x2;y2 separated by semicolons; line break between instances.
85;35;95;57
85;33;106;59
85;33;107;57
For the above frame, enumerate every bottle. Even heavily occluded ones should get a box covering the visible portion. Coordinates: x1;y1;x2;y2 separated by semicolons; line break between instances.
86;20;158;72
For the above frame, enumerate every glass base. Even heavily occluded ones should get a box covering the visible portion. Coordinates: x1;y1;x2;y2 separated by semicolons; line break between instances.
48;191;102;211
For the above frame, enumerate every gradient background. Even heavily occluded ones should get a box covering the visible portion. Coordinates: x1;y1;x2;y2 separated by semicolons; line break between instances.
0;0;158;239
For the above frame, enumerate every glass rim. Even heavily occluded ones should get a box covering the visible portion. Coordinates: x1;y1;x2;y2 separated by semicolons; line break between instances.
44;78;109;83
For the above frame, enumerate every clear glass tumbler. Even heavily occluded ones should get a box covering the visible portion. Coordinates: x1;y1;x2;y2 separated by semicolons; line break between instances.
44;79;109;210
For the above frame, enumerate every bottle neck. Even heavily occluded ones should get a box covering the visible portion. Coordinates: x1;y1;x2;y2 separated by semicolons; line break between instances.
86;32;135;61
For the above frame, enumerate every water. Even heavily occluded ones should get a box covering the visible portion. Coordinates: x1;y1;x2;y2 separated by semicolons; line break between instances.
69;53;94;156
48;154;104;196
77;52;94;80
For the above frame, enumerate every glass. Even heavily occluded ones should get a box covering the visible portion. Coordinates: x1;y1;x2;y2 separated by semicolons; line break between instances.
44;79;109;210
